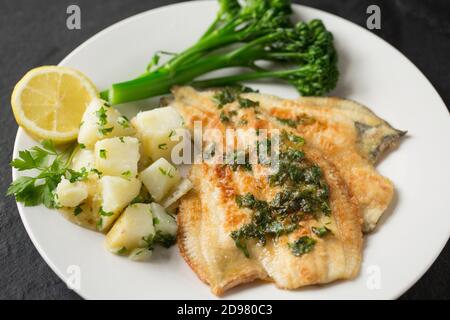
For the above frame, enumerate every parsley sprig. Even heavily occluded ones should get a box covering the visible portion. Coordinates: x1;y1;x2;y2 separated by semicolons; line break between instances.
7;140;83;208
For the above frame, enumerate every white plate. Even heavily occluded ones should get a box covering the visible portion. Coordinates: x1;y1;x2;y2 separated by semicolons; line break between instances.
13;1;450;299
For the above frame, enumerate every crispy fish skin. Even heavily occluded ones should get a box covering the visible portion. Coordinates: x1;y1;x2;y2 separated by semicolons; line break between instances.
171;86;403;232
173;87;363;295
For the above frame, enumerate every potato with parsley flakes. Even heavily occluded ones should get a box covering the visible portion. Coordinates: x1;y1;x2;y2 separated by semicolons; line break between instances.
78;98;135;148
97;176;141;232
94;136;140;178
131;106;183;161
105;203;155;254
71;148;95;171
55;177;88;208
150;202;177;237
139;158;181;201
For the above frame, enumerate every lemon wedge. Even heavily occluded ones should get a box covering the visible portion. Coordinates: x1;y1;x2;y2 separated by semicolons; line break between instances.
11;66;98;143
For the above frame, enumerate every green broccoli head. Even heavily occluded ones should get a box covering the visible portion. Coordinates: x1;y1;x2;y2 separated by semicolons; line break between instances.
291;20;339;96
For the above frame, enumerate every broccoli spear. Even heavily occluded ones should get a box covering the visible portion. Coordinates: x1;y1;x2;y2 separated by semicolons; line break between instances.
101;0;339;104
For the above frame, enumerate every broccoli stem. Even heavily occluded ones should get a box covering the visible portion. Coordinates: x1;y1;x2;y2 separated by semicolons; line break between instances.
105;37;276;104
191;67;309;88
107;54;235;104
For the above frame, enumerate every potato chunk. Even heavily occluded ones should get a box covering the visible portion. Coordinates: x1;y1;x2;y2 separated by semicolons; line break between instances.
161;178;193;208
55;177;88;207
132;106;183;161
98;176;141;232
94;137;140;177
78;98;135;148
71;149;95;171
150;203;177;236
105;203;155;253
139;158;181;201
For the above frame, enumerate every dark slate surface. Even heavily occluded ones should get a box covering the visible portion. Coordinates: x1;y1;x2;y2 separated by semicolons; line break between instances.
0;0;449;300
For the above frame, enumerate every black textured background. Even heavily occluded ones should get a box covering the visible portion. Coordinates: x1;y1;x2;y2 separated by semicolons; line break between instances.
0;0;449;300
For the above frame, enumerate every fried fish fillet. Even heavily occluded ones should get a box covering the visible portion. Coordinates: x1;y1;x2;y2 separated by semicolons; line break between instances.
172;87;364;295
178;156;362;295
172;86;404;232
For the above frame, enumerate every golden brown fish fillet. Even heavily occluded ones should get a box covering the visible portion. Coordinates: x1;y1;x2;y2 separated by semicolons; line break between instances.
178;147;362;296
172;87;363;295
171;86;404;231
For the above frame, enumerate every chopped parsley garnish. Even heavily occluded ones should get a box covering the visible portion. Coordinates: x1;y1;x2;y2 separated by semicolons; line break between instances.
230;131;331;258
231;193;298;257
168;130;176;138
288;236;316;257
219;110;237;123
99;206;113;216
130;190;153;204
96;218;103;230
96;105;114;135
79;143;86;149
213;87;239;109
96;106;108;126
117;247;127;255
90;168;103;177
119;137;125;143
283;131;305;145
219;111;229;123
99;149;107;159
225;151;252;172
158;143;168;150
121;170;132;179
238;119;248;126
276;117;299;128
213;86;258;109
74;205;83;216
98;126;114;136
276;115;315;128
238;97;259;108
312;226;332;238
159;167;174;178
117;115;130;128
143;230;176;249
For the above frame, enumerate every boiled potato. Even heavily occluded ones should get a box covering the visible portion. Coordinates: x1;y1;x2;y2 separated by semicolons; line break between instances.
78;98;135;148
132;106;183;161
105;203;155;253
150;202;177;236
71;149;95;171
98;176;141;232
94;137;140;177
139;158;181;201
55;177;88;207
142;131;181;163
161;178;193;208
